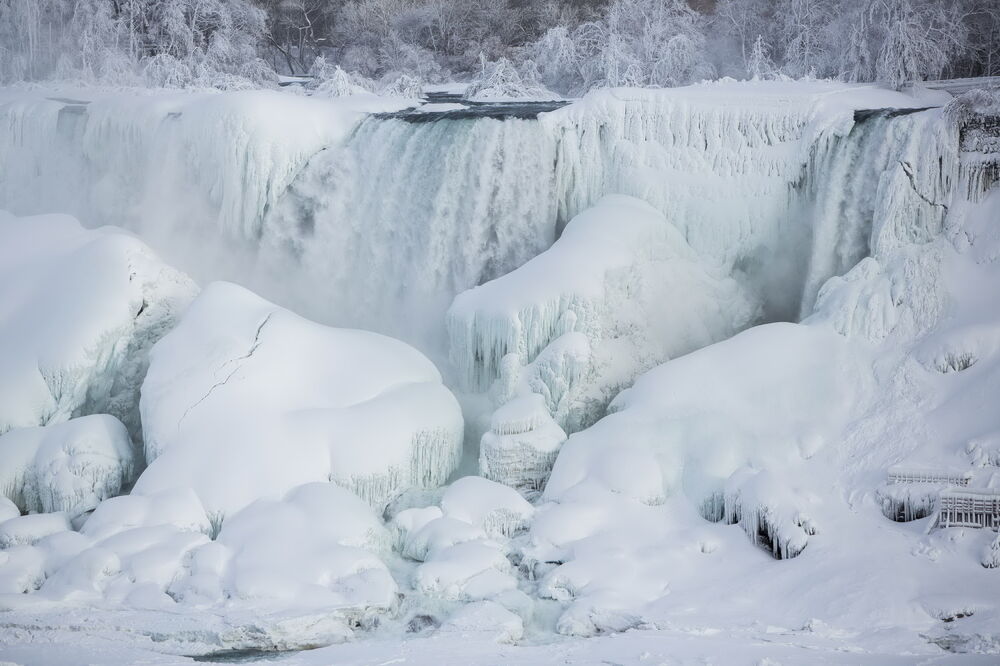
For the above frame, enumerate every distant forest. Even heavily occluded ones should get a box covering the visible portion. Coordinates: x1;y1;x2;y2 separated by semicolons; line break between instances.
2;0;998;93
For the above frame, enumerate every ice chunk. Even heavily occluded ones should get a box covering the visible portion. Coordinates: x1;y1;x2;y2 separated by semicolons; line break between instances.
0;212;197;441
479;395;567;497
0;513;71;549
137;282;464;520
439;600;524;644
440;476;534;539
0;415;135;518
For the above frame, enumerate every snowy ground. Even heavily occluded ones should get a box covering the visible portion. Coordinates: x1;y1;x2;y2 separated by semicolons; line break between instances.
1;80;999;664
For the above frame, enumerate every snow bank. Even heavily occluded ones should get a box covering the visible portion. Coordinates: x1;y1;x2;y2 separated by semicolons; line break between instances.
0;212;196;441
449;195;758;433
545;322;863;506
178;482;397;614
479;394;567;497
0;415;134;518
137;282;463;520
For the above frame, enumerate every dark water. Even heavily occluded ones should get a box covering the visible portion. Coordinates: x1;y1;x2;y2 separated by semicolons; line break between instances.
191;648;298;663
376;91;569;123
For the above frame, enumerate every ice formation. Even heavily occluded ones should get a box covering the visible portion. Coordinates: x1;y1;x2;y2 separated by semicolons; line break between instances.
479;394;566;497
0;212;196;441
0;415;135;519
449;196;758;433
137;281;464;520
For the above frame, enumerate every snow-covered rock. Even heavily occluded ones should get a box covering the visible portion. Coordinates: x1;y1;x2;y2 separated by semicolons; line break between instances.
449;196;758;432
0;513;72;550
479;394;567;497
414;540;517;601
440;477;534;539
0;497;18;523
137;282;464;521
0;415;135;519
0;212;196;441
439;600;524;643
195;482;397;612
80;488;211;541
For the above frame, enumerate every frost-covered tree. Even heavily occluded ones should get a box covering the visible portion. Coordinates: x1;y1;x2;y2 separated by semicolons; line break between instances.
747;35;778;80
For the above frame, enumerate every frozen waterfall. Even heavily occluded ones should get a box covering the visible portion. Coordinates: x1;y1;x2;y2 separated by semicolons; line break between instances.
0;85;955;358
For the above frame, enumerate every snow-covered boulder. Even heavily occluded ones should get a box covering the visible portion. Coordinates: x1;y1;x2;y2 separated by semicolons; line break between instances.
439;600;524;643
479;394;566;497
0;212;197;441
189;482;397;613
448;195;758;432
440;477;534;539
414;540;517;601
137;282;464;521
0;513;72;550
80;488;211;541
0;415;135;519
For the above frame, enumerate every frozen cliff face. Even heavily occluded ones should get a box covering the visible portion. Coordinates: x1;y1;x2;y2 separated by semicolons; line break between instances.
449;196;759;434
137;281;464;522
0;212;196;442
0;415;135;519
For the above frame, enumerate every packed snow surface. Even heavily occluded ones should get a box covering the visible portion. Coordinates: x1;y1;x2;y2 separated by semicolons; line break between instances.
138;281;464;520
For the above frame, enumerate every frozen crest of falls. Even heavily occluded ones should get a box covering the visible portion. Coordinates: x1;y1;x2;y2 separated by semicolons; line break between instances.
0;84;957;357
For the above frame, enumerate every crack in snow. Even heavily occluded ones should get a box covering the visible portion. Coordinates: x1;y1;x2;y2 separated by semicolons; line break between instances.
175;313;274;433
898;160;949;211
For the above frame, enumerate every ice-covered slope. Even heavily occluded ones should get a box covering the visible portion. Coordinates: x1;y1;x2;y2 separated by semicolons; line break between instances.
137;281;464;520
0;211;196;441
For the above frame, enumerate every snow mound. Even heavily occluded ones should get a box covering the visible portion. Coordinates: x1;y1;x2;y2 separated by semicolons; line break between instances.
414;540;517;602
0;415;135;519
449;195;757;434
440;477;534;539
0;498;18;523
184;482;397;613
439;600;524;643
0;513;71;550
137;282;464;521
0;212;197;441
80;488;211;541
545;322;862;506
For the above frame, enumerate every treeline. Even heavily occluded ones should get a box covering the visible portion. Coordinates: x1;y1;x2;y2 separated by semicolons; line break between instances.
1;0;998;92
